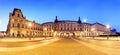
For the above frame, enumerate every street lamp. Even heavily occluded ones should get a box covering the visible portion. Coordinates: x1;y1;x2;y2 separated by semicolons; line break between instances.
51;30;53;37
44;27;47;39
106;25;110;40
28;22;32;40
91;28;95;39
84;31;86;38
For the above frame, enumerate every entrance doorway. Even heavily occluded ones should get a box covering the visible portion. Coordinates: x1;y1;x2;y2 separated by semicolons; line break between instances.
71;32;75;38
66;32;69;37
60;32;64;37
17;31;20;37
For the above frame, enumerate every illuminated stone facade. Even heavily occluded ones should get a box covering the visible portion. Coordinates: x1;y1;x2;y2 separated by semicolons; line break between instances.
6;8;111;38
7;8;42;37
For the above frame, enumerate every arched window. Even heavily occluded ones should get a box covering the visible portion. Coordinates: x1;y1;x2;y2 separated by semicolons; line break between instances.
17;23;20;28
12;33;14;37
22;34;24;37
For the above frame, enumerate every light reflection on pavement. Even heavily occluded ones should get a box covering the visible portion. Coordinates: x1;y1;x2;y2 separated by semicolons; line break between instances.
79;38;120;49
0;38;107;55
74;38;120;55
0;38;59;52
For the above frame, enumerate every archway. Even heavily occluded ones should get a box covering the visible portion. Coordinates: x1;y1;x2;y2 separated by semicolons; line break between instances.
66;32;69;38
12;33;15;37
60;32;64;37
17;31;20;37
71;32;76;38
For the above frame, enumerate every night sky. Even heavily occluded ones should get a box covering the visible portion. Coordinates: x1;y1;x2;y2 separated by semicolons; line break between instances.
0;0;120;32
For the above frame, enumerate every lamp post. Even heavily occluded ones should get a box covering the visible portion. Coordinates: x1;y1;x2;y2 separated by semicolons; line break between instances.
91;28;95;39
28;22;32;40
44;27;47;39
106;25;110;40
84;31;86;38
51;29;53;37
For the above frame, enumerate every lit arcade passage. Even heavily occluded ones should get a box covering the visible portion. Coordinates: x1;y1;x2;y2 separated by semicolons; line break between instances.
58;32;76;38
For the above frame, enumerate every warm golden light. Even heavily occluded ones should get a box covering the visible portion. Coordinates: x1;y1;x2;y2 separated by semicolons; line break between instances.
91;28;95;31
28;23;32;27
51;30;53;32
44;27;47;31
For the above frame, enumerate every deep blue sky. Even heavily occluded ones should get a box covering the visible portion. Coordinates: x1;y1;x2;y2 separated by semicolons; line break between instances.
0;0;120;31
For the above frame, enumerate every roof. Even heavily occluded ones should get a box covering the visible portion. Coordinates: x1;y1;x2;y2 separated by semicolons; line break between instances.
26;20;41;25
57;20;80;24
12;8;24;17
82;22;92;25
92;22;106;27
42;20;82;25
13;8;21;11
42;22;54;24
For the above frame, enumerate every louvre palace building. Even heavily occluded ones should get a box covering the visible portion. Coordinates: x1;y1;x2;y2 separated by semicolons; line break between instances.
6;8;115;38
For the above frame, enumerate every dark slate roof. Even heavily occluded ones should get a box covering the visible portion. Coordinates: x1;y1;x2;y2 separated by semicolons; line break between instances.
82;22;92;25
92;22;106;27
12;8;24;17
57;20;79;23
13;8;21;11
42;22;54;24
42;20;82;25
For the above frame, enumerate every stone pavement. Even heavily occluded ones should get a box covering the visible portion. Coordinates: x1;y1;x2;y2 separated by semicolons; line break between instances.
0;38;107;55
0;37;53;42
74;37;120;55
